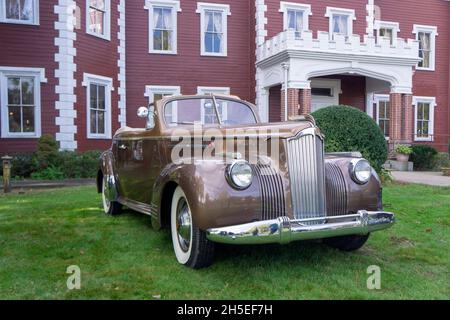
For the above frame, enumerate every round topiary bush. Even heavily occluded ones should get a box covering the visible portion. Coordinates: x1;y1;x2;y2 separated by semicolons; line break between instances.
311;105;388;172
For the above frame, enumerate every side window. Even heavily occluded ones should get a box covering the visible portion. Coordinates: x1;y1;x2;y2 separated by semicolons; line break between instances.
325;7;355;40
413;97;436;142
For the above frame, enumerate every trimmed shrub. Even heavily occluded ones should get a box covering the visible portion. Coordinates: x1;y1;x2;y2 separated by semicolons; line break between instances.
12;154;35;178
410;145;438;171
58;150;101;178
33;134;59;171
312;105;388;171
448;140;450;155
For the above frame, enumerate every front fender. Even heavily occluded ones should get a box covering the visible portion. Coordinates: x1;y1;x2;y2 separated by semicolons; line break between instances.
97;149;119;202
151;160;262;231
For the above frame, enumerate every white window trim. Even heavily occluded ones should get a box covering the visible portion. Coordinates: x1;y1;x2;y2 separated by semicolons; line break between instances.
325;7;356;40
145;0;182;55
0;67;45;138
196;2;231;57
413;25;438;71
279;2;312;32
413;96;436;142
374;94;390;140
374;20;400;45
197;86;230;124
0;0;39;25
86;0;111;41
145;85;181;124
82;73;113;139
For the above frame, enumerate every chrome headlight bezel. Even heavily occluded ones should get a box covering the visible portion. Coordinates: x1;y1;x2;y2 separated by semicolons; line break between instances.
350;158;372;185
225;160;253;190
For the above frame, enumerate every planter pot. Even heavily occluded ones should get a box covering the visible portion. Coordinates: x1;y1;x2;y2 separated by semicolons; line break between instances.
442;168;450;177
396;153;410;162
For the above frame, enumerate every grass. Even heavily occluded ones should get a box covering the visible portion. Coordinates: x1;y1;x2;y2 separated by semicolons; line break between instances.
0;183;449;300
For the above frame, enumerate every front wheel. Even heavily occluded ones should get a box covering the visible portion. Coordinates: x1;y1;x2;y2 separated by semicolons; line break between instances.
324;234;370;251
102;176;122;215
171;186;215;269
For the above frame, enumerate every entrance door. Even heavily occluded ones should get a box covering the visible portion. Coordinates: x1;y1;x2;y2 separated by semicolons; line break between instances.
311;79;341;112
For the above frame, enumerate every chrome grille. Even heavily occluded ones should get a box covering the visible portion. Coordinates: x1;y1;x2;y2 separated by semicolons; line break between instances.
286;129;326;223
325;163;348;216
254;164;286;220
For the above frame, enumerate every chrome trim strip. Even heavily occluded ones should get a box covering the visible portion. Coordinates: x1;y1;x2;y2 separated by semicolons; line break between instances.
286;129;326;223
118;197;154;216
206;210;395;245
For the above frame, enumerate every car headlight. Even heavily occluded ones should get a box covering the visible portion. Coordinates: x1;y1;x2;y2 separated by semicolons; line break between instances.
226;160;253;190
350;159;372;184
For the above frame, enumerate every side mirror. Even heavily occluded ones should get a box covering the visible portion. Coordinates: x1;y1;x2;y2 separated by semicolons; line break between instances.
137;106;149;118
137;105;156;130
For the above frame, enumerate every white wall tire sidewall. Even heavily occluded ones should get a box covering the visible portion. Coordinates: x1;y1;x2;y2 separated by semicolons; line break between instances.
171;186;193;265
102;179;111;214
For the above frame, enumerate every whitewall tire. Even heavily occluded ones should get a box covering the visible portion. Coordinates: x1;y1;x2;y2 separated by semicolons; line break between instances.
170;186;215;268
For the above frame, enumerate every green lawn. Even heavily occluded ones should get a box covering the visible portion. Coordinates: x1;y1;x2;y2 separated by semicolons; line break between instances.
0;183;449;300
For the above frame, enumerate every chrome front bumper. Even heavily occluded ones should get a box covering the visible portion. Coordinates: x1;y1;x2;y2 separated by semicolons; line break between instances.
206;211;395;245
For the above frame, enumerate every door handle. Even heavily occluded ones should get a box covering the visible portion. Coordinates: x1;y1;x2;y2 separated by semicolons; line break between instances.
118;144;127;150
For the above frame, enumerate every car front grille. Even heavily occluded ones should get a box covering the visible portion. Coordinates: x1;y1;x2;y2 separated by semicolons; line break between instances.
286;129;326;223
325;162;348;216
254;164;286;220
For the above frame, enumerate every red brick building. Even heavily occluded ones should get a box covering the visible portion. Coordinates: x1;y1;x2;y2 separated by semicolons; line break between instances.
0;0;449;153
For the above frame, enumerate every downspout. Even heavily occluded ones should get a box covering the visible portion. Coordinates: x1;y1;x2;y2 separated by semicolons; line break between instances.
281;62;289;121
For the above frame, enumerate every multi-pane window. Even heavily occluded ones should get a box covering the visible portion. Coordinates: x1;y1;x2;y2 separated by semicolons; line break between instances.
413;97;435;142
416;102;431;139
204;10;224;54
87;0;110;39
379;28;393;45
326;7;354;41
152;7;173;52
6;76;36;134
89;83;106;136
414;25;437;71
4;0;35;23
286;9;303;38
332;14;349;36
197;3;230;56
84;73;112;139
377;100;390;138
418;32;431;69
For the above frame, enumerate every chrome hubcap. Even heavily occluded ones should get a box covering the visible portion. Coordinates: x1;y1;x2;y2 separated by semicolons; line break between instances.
176;198;191;252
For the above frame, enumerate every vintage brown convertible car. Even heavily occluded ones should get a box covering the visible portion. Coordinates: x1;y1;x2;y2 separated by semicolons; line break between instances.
97;94;395;268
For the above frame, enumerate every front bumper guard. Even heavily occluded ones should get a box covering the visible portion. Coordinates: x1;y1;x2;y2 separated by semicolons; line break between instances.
206;211;395;245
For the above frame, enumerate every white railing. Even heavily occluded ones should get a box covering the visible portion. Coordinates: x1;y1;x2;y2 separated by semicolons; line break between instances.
257;30;420;62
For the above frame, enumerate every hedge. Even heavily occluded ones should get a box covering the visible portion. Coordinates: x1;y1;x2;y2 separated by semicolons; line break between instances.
311;105;388;172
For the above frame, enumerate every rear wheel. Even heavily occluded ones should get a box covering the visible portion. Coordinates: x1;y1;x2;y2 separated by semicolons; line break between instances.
102;176;122;215
171;186;215;269
324;234;370;251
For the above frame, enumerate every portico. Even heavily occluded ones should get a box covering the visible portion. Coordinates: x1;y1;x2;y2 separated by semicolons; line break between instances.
256;30;421;146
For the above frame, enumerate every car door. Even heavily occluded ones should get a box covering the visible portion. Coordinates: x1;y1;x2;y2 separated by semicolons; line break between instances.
113;137;134;199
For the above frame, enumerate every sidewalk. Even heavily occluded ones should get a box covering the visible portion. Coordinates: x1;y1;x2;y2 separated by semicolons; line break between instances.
391;171;450;187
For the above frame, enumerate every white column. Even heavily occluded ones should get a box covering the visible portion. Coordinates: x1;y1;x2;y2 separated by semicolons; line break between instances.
255;0;268;121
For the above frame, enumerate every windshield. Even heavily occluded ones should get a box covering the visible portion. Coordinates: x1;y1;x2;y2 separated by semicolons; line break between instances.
163;97;257;127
